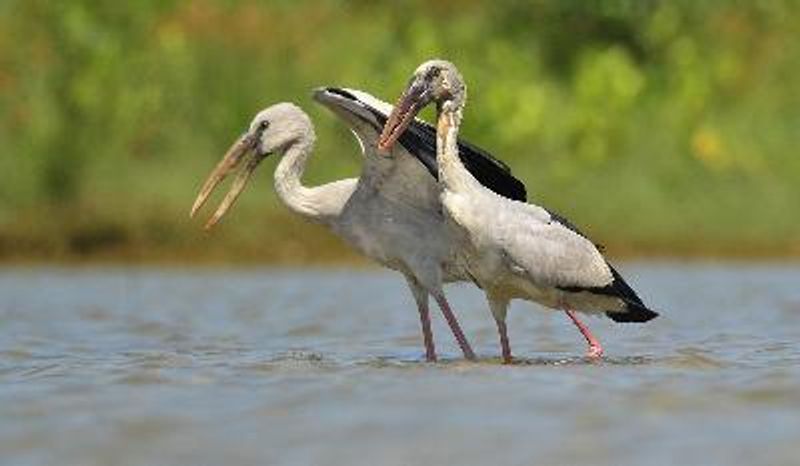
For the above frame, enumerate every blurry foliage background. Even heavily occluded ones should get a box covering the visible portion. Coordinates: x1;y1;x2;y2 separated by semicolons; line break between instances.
0;0;798;262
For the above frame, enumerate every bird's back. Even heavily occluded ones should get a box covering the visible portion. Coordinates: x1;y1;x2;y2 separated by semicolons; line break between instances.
447;187;657;320
486;197;612;289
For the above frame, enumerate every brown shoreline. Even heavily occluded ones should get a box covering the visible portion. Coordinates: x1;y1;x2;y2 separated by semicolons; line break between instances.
2;238;799;266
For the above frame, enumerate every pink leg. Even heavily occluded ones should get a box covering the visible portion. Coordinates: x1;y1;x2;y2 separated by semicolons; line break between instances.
405;279;437;362
565;310;604;358
418;305;437;362
434;295;477;361
495;319;512;364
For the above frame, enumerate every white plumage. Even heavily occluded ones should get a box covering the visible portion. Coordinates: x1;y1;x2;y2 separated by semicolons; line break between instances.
379;59;659;362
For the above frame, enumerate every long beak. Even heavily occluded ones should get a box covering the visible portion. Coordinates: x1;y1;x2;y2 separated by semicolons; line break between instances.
189;131;264;230
378;79;430;153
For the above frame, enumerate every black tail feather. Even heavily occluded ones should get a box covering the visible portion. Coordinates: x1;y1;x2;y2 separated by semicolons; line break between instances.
606;301;659;323
604;264;659;323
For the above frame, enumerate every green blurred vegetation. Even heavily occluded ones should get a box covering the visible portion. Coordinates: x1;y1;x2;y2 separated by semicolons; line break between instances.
1;0;798;262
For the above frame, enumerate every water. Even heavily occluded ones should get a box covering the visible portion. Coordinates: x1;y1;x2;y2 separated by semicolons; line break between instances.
1;262;799;466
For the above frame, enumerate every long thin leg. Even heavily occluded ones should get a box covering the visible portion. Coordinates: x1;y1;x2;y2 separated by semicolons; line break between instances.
405;277;436;362
433;294;477;361
418;305;436;362
565;309;604;358
495;318;512;364
488;297;512;364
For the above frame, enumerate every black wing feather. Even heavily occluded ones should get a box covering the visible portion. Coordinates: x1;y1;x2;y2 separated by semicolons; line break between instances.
401;119;528;202
364;107;528;202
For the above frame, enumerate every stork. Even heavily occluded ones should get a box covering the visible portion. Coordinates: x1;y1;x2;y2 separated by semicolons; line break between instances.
190;90;525;362
378;60;659;363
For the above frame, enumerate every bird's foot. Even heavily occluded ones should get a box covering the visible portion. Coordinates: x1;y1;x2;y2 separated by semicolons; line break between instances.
462;346;477;361
586;343;604;359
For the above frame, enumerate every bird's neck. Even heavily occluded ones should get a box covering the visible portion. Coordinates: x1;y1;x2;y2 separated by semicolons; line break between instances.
273;136;338;223
436;106;475;194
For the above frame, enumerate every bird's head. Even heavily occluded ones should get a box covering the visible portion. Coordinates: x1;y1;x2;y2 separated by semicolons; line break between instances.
378;59;466;152
190;103;314;230
249;103;315;156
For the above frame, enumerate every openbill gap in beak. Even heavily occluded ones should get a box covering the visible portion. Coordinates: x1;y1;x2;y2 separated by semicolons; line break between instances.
377;77;432;153
189;129;267;230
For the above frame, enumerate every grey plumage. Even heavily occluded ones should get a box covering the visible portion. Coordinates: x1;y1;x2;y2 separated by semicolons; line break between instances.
378;59;658;361
192;94;483;361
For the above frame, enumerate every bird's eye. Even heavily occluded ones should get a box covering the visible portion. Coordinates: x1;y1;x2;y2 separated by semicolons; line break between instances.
258;121;269;131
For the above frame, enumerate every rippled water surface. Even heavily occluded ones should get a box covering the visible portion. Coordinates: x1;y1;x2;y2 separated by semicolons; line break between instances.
1;262;800;466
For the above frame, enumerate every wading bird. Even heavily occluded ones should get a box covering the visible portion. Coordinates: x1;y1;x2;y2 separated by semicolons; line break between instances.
190;89;526;362
379;60;659;363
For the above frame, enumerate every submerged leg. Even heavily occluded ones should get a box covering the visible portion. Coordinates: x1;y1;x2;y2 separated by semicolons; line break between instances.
488;298;512;364
405;277;436;362
433;294;476;361
495;318;512;364
418;303;436;362
565;309;604;358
